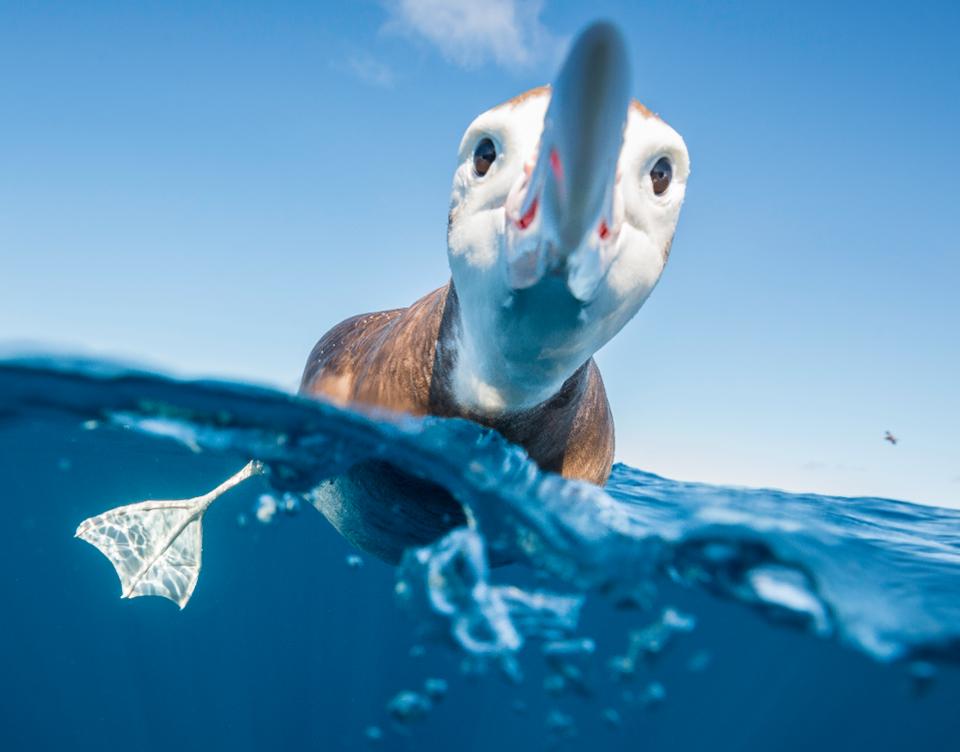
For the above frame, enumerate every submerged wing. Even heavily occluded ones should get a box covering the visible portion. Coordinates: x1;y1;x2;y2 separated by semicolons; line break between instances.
76;500;205;609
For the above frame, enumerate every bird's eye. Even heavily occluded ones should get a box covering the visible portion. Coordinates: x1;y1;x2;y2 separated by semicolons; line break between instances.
473;137;497;177
650;156;672;195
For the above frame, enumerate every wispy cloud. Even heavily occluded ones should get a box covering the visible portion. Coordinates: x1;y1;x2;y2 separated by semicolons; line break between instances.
340;51;397;88
382;0;561;70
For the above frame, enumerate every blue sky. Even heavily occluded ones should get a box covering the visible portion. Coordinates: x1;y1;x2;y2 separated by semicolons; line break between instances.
1;1;958;507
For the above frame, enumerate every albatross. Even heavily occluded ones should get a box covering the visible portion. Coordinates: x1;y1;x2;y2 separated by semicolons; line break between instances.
76;21;691;607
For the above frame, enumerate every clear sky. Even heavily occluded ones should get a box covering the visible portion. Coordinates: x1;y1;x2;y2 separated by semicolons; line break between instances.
1;1;958;507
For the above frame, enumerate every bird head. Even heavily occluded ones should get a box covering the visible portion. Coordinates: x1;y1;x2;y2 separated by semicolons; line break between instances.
446;22;690;412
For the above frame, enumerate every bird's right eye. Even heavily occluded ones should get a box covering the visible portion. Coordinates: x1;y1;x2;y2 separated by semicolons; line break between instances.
650;156;673;195
473;137;497;177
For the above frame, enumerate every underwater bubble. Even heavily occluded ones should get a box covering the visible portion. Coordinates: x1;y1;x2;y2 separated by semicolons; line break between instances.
686;649;712;672
545;709;576;738
498;654;524;685
608;654;636;682
387;690;431;723
496;587;584;640
747;565;831;636
81;419;99;431
661;607;696;632
423;678;448;701
458;656;488;679
346;554;364;569
908;660;938;696
601;708;622;728
114;415;204;454
466;459;501;491
364;725;383;742
254;494;278;524
629;624;671;658
617;605;698;669
398;527;583;659
551;663;591;698
236;512;248;528
542;638;596;656
641;681;666;708
544;643;594;698
543;673;566;695
280;493;301;516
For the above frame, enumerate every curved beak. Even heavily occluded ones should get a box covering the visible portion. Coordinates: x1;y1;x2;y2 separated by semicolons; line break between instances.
505;22;631;302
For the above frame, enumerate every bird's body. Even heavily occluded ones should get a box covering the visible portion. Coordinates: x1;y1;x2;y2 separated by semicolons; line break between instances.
299;282;614;483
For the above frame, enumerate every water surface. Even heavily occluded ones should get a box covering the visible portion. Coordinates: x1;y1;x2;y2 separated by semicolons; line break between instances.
1;357;957;750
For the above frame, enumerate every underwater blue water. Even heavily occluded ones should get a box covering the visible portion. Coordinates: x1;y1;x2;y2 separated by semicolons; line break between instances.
1;356;958;751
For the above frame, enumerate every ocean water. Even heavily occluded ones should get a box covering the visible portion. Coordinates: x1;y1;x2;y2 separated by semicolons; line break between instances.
1;356;958;751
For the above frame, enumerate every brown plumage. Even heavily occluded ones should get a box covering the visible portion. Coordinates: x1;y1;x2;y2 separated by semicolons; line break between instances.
299;282;615;484
298;283;615;563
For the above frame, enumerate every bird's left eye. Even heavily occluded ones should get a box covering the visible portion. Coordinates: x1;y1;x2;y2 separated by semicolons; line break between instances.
650;156;672;195
473;137;497;177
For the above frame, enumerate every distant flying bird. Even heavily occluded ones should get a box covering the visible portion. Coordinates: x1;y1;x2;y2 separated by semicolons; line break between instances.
884;431;898;445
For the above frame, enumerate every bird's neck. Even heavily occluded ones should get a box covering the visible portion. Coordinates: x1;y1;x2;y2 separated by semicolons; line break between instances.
440;280;595;416
409;282;613;485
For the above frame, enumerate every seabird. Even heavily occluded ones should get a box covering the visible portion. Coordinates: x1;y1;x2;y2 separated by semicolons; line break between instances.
884;431;898;445
75;22;691;606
